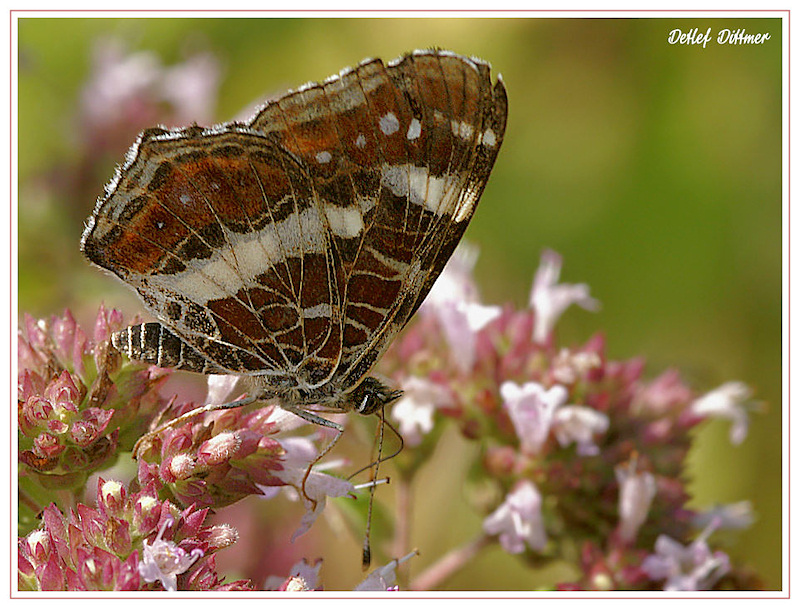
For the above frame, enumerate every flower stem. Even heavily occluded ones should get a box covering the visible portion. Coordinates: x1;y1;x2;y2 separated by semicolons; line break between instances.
410;533;491;591
19;488;42;515
392;473;412;588
393;475;412;555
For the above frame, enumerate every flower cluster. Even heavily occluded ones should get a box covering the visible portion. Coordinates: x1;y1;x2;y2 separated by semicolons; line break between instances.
80;39;220;155
135;375;355;539
18;478;248;591
18;306;168;491
379;247;762;591
17;306;397;591
17;243;763;591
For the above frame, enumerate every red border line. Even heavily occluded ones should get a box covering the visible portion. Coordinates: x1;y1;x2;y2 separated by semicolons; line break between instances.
9;8;791;599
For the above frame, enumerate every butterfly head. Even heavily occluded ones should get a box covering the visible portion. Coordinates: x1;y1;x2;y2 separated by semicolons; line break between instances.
342;376;403;416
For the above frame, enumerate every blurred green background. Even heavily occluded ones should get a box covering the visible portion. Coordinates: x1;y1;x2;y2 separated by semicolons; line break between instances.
17;17;782;590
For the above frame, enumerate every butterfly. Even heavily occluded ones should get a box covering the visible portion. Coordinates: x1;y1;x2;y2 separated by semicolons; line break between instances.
82;48;506;420
81;49;507;562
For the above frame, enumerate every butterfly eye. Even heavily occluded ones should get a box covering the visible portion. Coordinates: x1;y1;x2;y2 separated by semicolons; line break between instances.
357;393;374;414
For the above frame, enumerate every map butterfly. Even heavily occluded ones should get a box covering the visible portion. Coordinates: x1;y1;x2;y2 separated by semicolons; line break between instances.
81;49;507;439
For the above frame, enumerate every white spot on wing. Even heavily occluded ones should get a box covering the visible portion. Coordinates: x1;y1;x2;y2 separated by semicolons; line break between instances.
379;112;400;136
357;196;376;214
451;120;474;140
483;128;497;147
380;164;462;217
406;118;421;140
355;134;367;148
315;151;332;164
302;303;333;318
324;205;364;238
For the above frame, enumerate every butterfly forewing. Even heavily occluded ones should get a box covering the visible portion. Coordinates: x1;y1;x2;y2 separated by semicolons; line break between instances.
250;51;507;388
81;49;507;406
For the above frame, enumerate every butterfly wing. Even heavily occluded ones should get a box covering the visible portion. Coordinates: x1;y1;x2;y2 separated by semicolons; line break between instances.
249;50;507;391
81;126;346;389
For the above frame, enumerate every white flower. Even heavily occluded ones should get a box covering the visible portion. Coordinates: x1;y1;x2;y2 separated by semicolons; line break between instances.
551;348;602;385
615;460;657;543
264;558;322;591
391;377;453;446
501;381;568;455
693;501;755;531
641;524;730;591
437;300;503;372
204;374;242;405
159;53;221;126
258;436;355;541
422;244;501;372
690;381;755;445
553;405;609;456
529;249;599;343
138;517;203;592
425;243;481;305
354;551;418;591
483;480;547;554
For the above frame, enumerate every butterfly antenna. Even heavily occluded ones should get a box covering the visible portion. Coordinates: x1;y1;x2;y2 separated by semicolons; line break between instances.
347;415;404;480
360;406;386;569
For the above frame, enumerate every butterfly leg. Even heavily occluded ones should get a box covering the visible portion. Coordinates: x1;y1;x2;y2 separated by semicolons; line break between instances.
278;404;345;508
132;394;260;458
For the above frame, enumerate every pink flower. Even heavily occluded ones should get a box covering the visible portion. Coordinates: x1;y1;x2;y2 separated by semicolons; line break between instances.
483;480;547;554
436;300;503;372
424;243;481;304
641;523;730;591
635;369;693;414
81;40;220;146
552;405;609;456
18;308;166;488
18;479;239;591
500;381;568;455
50;310;89;376
421;244;501;372
615;460;657;544
139;517;204;591
93;303;124;344
529;249;599;343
